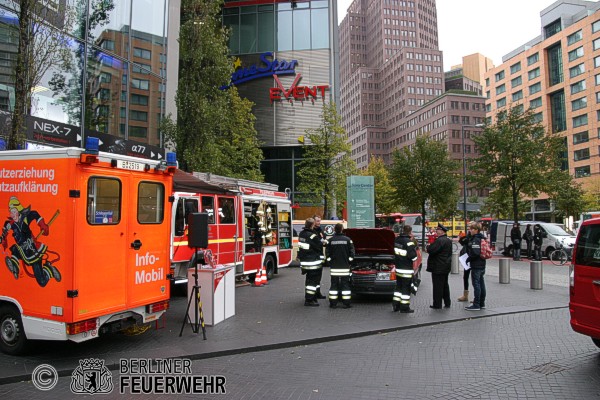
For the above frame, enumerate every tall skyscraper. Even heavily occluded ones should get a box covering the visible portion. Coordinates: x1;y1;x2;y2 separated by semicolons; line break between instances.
339;0;445;169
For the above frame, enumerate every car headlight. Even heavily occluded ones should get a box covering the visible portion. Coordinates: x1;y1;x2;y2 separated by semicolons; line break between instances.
376;272;391;281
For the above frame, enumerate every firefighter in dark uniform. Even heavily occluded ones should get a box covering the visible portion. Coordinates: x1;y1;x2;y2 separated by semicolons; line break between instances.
326;223;355;309
312;215;327;299
392;225;418;313
298;218;324;306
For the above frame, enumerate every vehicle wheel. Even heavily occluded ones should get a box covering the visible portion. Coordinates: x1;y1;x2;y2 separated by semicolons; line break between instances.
592;338;600;348
545;247;554;260
503;246;513;257
0;305;28;355
264;254;276;280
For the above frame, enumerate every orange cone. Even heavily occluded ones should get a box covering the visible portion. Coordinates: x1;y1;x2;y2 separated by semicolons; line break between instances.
260;265;269;285
253;266;264;287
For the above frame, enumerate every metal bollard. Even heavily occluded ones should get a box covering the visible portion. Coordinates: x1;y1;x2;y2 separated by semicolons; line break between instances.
499;258;511;284
530;261;543;290
451;253;460;274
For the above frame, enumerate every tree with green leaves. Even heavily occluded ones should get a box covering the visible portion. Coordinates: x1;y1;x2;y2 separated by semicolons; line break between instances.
389;134;460;248
550;173;586;222
6;0;78;149
361;156;399;215
470;106;566;223
296;102;357;218
167;0;263;180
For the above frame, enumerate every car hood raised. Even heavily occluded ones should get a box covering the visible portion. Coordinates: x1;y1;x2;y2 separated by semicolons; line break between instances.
345;228;396;255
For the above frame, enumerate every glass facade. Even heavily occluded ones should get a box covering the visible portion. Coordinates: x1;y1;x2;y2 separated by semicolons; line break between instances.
0;0;170;147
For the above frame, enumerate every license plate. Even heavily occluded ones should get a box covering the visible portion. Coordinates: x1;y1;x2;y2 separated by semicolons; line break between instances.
376;272;391;281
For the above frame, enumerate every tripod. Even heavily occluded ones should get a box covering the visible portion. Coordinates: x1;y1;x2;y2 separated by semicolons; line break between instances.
179;249;207;339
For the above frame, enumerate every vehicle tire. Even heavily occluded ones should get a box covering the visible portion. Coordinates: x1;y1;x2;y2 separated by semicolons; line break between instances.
0;304;28;355
503;246;513;257
264;254;276;280
592;338;600;349
545;247;554;260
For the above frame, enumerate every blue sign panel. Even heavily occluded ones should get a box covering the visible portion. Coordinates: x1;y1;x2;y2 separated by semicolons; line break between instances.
229;52;298;86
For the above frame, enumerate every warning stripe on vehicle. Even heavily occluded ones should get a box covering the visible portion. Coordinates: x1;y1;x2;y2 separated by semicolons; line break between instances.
173;237;243;246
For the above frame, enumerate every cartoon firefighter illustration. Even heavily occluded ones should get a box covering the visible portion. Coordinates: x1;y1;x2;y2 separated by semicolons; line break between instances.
1;196;61;287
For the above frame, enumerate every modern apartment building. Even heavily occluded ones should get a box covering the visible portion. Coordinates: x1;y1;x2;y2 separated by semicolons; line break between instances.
485;0;600;196
0;0;180;159
221;0;338;202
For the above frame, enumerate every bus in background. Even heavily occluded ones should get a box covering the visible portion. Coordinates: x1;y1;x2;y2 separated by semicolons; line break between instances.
375;213;425;244
573;211;600;235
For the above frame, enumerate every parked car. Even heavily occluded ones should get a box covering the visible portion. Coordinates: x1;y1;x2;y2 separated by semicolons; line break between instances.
345;228;422;296
569;218;600;350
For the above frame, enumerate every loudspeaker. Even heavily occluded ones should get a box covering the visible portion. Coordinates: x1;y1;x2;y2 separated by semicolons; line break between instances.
188;212;209;248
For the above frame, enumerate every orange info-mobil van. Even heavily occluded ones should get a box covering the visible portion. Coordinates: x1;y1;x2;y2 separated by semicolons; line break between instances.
0;139;176;355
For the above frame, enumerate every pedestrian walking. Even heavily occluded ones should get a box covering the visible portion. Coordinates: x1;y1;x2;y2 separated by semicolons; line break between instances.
312;215;327;299
511;222;522;261
523;224;534;259
392;225;418;313
326;223;355;309
465;222;486;311
426;223;453;309
457;230;471;302
298;218;324;306
533;224;545;261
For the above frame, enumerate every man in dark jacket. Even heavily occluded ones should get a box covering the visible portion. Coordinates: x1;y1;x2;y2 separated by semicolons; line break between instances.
533;224;545;261
426;223;453;309
523;224;534;259
326;223;355;309
298;218;324;306
465;222;487;311
393;225;418;313
510;222;522;261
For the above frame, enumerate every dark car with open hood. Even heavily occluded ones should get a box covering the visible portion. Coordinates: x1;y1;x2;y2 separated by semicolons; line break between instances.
345;228;421;296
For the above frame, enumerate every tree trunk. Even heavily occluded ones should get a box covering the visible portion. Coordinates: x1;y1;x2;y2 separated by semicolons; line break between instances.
512;185;519;223
421;201;427;250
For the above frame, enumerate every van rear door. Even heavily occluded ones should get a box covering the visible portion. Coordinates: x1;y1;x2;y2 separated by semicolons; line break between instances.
571;223;600;331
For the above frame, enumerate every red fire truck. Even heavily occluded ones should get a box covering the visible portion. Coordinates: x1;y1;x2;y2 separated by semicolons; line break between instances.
169;171;293;289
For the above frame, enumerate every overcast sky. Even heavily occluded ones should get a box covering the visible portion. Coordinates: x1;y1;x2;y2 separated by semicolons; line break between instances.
337;0;556;71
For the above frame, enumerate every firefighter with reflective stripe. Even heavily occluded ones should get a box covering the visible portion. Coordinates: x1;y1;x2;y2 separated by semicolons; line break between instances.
298;218;323;306
392;225;417;313
326;223;355;309
312;215;327;299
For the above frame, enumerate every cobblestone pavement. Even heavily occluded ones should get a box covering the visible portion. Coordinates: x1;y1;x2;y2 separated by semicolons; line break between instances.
1;308;598;399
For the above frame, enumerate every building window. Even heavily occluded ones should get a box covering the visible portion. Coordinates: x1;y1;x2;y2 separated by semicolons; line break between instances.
527;52;539;66
530;97;542;109
511;76;522;88
495;70;505;81
130;110;147;122
529;82;541;95
597;92;600;103
485;77;489;86
570;63;585;78
129;126;148;138
131;78;149;90
595;38;600;51
528;67;540;80
571;80;586;94
595;56;600;68
551;90;566;132
496;84;505;95
573;114;588;128
496;97;506;108
568;30;583;45
130;94;149;106
593;20;600;33
133;47;151;60
510;62;521;74
574;148;590;161
101;40;115;51
573;131;589;144
572;96;587;111
512;90;523;101
596;74;600;85
544;19;561;38
574;165;591;177
548;44;563;86
568;46;584;62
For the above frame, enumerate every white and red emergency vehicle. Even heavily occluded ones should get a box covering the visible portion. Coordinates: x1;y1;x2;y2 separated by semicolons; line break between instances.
170;172;293;287
0;140;176;354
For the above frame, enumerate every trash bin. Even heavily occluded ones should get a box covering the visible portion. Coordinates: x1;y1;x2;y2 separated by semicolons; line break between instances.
451;253;460;274
530;261;543;290
499;258;510;284
188;265;236;326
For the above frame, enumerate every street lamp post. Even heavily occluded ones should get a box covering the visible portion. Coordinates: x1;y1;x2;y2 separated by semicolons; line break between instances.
461;124;484;226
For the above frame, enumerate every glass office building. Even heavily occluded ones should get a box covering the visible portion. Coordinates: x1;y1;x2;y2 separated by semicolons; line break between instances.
222;0;337;200
0;0;176;156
